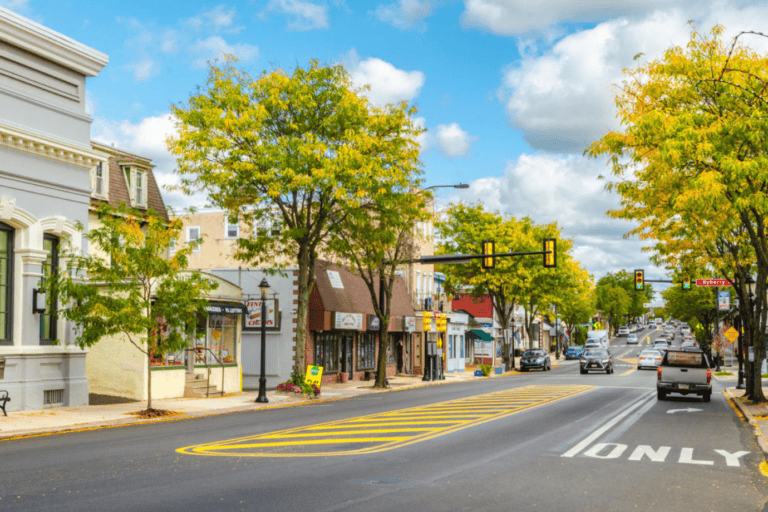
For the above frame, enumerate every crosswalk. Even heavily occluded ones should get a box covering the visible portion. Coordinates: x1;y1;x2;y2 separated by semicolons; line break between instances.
178;385;594;458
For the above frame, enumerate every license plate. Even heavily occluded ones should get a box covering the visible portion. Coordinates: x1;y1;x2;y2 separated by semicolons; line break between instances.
679;384;689;390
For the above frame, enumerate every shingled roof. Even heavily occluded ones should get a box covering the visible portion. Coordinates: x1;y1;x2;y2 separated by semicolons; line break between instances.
90;141;169;222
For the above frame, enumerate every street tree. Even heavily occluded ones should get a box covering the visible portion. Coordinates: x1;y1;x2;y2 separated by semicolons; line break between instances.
169;59;423;376
595;271;651;332
558;267;596;347
588;26;768;401
595;282;631;335
51;203;216;413
329;188;429;388
662;280;717;354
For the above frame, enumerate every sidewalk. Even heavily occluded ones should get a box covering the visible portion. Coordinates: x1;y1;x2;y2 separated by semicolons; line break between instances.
0;369;519;440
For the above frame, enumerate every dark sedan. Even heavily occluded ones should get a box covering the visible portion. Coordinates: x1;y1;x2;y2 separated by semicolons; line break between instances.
580;349;614;374
565;346;584;360
519;348;551;372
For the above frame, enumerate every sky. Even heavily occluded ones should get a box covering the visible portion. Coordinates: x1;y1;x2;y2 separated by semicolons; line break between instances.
5;0;768;287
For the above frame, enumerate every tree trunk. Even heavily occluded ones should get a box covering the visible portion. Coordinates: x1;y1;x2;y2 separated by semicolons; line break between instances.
293;248;314;375
376;321;389;388
147;349;152;411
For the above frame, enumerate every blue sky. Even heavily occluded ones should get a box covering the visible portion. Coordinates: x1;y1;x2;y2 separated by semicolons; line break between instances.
5;0;767;286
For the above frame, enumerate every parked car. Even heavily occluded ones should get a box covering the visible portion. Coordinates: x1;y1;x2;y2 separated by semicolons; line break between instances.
565;346;585;360
637;349;663;369
520;348;551;372
627;334;638;344
653;340;670;352
580;349;614;374
657;348;712;401
618;326;629;337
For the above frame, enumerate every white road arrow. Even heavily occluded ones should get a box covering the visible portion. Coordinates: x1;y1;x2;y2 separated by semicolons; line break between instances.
667;408;702;414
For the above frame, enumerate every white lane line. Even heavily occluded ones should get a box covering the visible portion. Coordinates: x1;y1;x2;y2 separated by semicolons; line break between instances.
561;392;654;458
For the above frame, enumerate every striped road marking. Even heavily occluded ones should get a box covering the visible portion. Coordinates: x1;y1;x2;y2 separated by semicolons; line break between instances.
177;385;594;458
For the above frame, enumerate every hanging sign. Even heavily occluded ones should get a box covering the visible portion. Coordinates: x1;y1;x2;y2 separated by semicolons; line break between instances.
245;299;279;330
718;290;730;311
327;270;344;289
404;317;416;332
368;316;380;330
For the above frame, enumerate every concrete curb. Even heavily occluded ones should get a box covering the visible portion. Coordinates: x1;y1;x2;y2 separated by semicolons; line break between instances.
725;388;768;457
0;371;521;441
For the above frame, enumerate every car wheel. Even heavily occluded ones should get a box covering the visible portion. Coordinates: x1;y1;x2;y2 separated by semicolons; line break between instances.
657;389;666;400
580;369;586;375
703;391;711;402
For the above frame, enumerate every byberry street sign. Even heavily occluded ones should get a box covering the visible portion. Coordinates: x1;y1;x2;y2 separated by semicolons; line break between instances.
695;278;732;287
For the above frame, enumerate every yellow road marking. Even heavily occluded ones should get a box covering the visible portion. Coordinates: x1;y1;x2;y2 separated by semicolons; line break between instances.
620;368;636;377
760;461;768;477
178;385;594;458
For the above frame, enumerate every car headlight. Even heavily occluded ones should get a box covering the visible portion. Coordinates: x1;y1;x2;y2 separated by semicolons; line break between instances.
536;358;545;363
602;359;609;364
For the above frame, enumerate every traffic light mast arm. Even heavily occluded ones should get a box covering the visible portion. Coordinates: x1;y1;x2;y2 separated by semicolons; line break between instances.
415;251;550;264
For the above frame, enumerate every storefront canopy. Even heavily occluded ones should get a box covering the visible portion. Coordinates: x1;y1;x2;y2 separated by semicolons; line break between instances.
466;329;493;342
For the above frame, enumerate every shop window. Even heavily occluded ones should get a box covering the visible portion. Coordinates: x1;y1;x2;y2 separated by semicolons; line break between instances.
357;333;376;370
0;223;12;344
207;313;237;364
40;234;59;344
314;333;339;372
386;335;396;364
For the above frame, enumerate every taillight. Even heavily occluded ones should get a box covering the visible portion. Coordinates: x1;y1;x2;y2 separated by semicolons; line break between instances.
657;367;662;381
707;368;711;384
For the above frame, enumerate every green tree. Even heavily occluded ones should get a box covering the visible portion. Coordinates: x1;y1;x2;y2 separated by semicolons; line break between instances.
330;188;429;388
51;204;216;412
559;270;596;347
595;271;652;333
588;26;768;401
662;282;717;353
169;59;423;376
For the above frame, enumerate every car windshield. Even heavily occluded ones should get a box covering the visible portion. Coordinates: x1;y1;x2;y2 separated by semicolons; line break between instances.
524;350;545;357
641;350;661;357
584;350;608;357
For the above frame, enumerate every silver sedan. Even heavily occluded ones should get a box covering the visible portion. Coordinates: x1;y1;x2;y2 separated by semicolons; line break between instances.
637;349;663;369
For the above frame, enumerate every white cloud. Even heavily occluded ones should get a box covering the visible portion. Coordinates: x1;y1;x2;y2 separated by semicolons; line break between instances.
498;4;768;154
190;36;258;69
0;0;30;13
350;57;425;106
183;5;242;33
454;152;652;277
436;123;475;158
460;0;692;36
267;0;329;31
375;0;436;31
91;114;205;210
129;58;160;82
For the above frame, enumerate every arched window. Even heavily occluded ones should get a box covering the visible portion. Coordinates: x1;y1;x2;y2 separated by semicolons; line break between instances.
40;234;59;343
0;222;12;344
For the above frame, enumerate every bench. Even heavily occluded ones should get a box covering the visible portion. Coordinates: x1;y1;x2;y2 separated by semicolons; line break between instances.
0;390;9;416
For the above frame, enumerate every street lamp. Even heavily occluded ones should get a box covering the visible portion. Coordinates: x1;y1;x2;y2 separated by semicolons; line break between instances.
255;277;270;403
737;275;755;390
423;183;469;190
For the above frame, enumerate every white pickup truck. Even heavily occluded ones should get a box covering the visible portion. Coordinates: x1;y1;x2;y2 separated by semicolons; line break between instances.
657;348;712;402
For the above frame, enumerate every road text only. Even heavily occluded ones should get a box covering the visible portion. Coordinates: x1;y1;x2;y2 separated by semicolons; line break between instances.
566;443;748;467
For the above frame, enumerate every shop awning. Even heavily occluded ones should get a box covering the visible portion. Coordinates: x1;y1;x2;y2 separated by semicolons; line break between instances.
466;329;493;342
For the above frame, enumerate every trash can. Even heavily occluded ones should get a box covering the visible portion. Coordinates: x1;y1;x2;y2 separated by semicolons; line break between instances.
0;357;5;379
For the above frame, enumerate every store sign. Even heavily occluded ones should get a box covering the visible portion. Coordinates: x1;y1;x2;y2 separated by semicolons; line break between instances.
335;312;363;330
205;304;246;315
305;365;323;386
368;316;380;330
327;270;344;289
405;317;416;332
245;299;278;329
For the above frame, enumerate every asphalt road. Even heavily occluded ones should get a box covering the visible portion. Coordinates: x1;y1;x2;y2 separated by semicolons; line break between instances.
2;325;766;512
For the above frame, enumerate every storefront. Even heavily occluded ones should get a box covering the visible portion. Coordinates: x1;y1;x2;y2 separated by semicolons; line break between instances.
446;312;468;372
87;272;245;400
308;260;415;384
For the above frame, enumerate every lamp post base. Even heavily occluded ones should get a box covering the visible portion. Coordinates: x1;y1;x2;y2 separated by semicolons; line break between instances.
255;378;269;403
736;370;746;390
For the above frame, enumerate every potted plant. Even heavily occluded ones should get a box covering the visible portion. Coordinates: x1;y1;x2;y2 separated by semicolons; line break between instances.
338;372;349;384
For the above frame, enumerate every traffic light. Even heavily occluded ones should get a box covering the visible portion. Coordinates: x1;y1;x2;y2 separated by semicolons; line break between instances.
682;277;691;291
482;240;495;270
543;238;556;268
634;269;644;291
422;310;432;330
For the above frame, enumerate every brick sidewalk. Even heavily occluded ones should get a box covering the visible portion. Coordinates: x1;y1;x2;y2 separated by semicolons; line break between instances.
724;387;768;465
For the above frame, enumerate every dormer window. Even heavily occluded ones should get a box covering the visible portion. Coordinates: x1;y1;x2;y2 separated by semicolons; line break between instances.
91;161;108;199
122;165;147;208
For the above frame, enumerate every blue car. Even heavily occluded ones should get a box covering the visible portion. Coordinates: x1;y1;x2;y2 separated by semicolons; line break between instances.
565;346;585;360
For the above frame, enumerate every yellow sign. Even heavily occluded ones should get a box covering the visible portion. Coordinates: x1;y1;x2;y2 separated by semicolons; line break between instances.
724;327;739;343
305;365;323;386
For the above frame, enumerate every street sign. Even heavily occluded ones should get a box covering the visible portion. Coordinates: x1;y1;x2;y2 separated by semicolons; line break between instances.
724;327;739;343
643;303;651;307
695;278;732;287
718;290;730;311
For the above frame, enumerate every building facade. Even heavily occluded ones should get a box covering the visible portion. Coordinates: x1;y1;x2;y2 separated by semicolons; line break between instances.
0;8;108;410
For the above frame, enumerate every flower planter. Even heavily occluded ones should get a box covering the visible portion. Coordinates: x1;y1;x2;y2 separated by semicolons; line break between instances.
338;373;349;384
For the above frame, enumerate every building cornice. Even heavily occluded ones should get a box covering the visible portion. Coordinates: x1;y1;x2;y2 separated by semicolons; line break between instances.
0;121;108;170
0;7;108;77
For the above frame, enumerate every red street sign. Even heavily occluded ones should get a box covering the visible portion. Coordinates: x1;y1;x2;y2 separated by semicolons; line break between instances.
695;278;732;287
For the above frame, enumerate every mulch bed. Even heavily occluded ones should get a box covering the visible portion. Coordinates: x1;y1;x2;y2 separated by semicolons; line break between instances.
89;393;139;406
128;409;183;419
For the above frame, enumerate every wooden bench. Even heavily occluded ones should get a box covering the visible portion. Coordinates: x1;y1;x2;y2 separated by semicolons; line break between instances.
0;390;9;416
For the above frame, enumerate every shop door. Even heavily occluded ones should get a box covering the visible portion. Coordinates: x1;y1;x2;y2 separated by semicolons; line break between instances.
341;335;353;379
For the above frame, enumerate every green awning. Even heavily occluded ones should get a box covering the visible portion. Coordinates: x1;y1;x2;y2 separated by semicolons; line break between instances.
466;329;494;342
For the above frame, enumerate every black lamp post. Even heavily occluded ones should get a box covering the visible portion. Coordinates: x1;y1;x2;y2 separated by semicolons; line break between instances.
255;278;270;403
555;305;560;360
737;275;755;390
